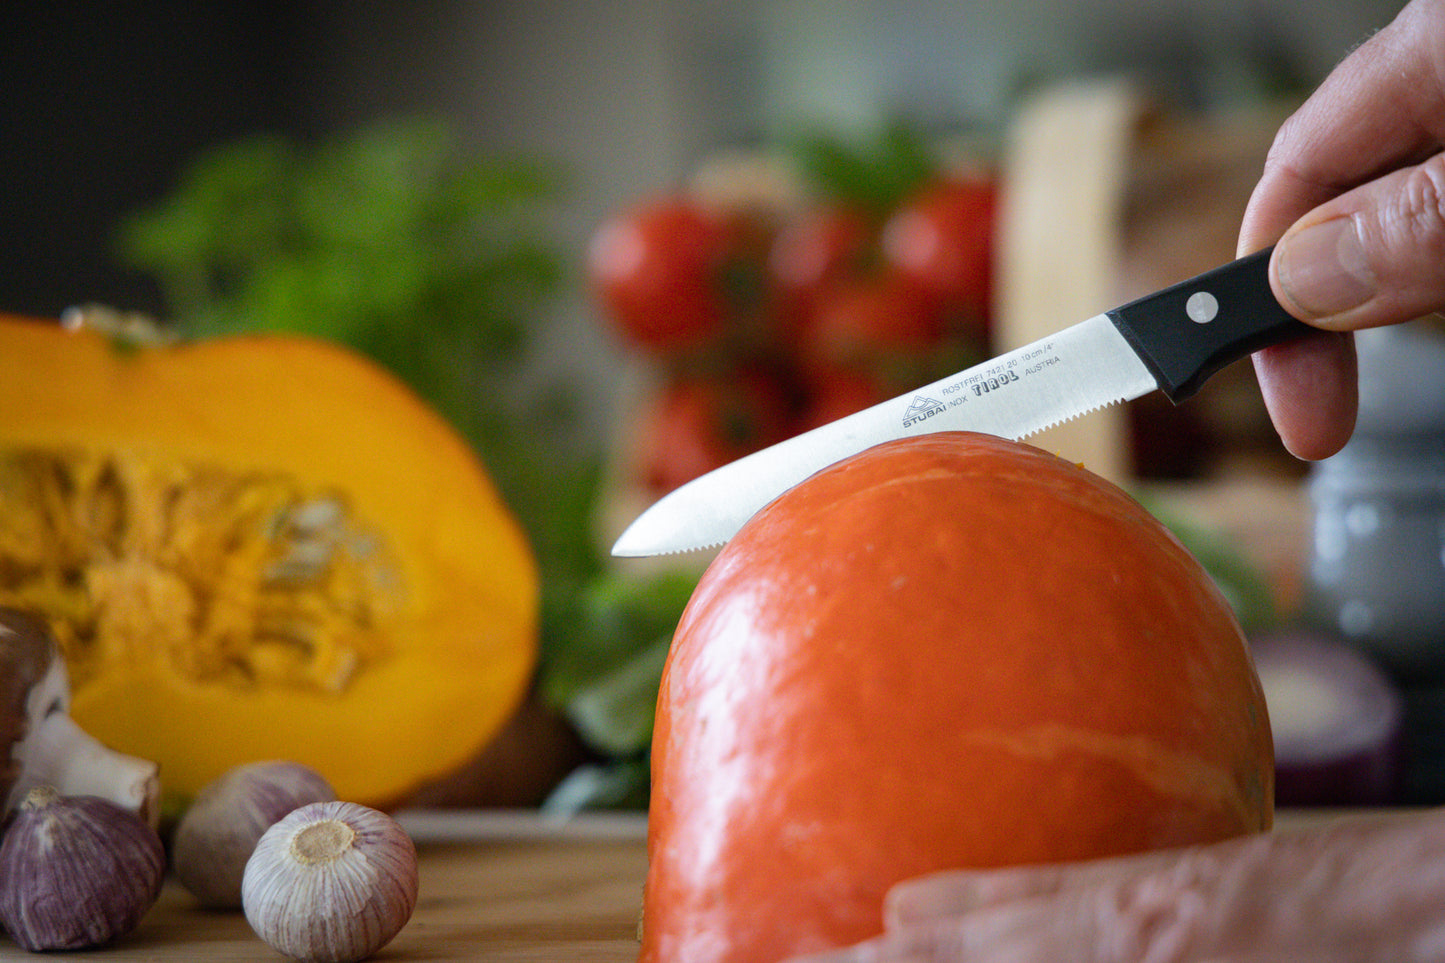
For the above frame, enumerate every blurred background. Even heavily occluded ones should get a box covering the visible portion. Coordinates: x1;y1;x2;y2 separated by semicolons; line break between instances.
7;1;1444;813
0;0;1401;444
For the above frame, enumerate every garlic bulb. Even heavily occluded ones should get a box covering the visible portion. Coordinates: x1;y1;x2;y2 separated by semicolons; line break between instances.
242;800;418;963
0;607;159;825
0;785;165;950
173;760;336;908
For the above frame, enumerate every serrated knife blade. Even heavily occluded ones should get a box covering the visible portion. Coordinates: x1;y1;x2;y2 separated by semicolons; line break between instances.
612;247;1310;558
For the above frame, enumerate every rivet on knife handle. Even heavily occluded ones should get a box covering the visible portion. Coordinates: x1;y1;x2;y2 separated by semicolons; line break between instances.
1107;246;1313;403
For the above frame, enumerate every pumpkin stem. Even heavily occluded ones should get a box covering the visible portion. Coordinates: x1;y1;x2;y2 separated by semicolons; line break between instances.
60;305;179;351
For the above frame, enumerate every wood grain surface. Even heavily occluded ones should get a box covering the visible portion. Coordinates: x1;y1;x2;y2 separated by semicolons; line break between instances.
0;811;650;962
0;809;1387;960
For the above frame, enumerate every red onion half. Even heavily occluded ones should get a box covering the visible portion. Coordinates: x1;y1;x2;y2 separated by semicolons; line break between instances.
1251;630;1404;806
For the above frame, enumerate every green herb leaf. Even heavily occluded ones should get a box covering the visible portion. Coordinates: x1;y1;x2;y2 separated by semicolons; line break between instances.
785;120;940;213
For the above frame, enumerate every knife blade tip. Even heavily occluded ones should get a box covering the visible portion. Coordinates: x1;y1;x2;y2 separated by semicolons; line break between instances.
610;535;723;558
610;513;726;557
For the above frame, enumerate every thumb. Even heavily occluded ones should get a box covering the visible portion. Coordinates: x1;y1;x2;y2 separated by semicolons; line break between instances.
1272;152;1445;330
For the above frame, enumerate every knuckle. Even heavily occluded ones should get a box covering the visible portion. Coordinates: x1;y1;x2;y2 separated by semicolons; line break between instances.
1388;155;1445;256
1260;113;1317;187
1104;876;1207;963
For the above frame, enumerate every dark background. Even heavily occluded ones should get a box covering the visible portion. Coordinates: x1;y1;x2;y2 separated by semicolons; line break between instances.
2;4;329;318
1;1;1405;428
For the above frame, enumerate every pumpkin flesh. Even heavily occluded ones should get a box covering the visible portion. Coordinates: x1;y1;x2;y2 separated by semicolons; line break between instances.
0;449;402;694
642;431;1273;963
0;317;537;808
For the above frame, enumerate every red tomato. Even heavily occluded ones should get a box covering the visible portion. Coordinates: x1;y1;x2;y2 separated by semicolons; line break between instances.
632;369;793;495
587;197;740;353
798;272;943;371
881;178;996;335
795;367;887;432
766;205;873;342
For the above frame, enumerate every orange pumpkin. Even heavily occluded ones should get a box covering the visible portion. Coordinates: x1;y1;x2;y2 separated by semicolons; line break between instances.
0;314;537;809
641;431;1273;962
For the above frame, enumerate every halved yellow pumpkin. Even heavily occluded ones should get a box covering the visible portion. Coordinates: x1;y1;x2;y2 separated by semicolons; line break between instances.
0;314;538;808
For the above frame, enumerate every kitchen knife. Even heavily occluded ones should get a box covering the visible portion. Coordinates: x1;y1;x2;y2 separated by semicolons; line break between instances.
612;246;1310;557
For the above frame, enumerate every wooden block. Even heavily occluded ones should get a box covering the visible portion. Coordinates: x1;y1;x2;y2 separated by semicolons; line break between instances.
995;77;1144;484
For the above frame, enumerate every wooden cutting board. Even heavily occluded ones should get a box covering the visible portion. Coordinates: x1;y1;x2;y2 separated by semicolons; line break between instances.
0;811;651;961
0;809;1382;960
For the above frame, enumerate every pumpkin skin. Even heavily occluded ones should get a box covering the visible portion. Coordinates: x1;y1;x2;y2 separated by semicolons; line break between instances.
641;432;1273;963
0;315;537;808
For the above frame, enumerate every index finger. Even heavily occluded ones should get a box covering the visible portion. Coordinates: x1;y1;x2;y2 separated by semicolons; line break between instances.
1240;0;1445;249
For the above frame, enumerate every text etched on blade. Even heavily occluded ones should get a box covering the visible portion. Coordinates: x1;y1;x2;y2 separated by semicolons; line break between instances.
902;396;948;427
905;339;1059;429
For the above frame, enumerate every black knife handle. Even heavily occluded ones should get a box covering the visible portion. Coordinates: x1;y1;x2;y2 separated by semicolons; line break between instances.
1107;246;1314;402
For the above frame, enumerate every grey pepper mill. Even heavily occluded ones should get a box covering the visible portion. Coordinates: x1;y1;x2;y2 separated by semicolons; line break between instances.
1307;319;1445;682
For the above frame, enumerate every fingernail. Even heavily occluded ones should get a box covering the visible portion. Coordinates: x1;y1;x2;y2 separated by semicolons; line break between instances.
1276;218;1375;322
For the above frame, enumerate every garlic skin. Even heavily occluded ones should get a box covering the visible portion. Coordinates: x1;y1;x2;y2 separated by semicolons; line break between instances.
1;607;160;826
0;785;165;950
242;800;418;963
173;760;336;908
